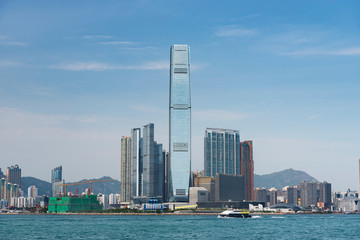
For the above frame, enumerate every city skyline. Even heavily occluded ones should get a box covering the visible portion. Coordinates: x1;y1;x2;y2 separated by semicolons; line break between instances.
0;1;359;191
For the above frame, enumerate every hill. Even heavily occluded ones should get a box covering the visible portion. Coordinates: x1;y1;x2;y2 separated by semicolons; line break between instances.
254;168;318;189
21;177;51;196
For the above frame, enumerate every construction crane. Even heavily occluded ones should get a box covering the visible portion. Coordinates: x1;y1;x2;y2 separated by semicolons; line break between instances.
58;182;86;197
82;179;115;195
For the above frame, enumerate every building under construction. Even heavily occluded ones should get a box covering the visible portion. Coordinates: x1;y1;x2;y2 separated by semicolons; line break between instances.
48;195;102;213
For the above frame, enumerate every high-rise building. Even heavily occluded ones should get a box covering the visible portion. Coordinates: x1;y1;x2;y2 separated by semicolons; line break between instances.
162;150;169;202
121;136;131;203
130;124;164;201
131;128;142;198
318;181;332;208
0;168;5;179
240;140;254;201
169;44;191;202
204;128;241;177
358;159;360;196
6;165;21;187
27;185;38;198
142;123;163;198
51;166;63;197
298;181;318;207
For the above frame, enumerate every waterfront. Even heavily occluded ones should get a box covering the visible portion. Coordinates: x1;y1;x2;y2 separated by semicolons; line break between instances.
1;214;359;239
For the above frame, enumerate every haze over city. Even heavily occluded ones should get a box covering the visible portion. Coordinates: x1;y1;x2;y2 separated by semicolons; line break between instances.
0;1;359;191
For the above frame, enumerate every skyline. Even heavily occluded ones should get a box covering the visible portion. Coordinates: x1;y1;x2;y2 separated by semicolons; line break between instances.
0;1;359;191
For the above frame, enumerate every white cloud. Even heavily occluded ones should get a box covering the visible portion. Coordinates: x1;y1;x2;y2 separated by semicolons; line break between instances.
215;25;259;37
97;41;136;45
51;61;169;71
281;47;360;56
0;61;20;67
83;35;113;39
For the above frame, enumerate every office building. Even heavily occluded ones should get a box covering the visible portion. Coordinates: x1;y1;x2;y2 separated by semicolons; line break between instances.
130;124;164;201
215;173;245;202
51;166;63;197
204;128;241;177
27;185;38;198
6;165;21;187
254;188;267;203
240;140;254;201
169;44;191;202
121;136;131;203
131;128;142;198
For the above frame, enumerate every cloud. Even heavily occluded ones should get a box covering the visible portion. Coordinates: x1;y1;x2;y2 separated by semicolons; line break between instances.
193;109;247;122
214;25;259;37
83;35;113;39
97;41;136;45
281;47;360;56
0;60;20;67
50;61;169;71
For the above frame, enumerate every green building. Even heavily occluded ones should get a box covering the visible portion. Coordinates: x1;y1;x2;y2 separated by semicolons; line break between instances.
48;195;102;213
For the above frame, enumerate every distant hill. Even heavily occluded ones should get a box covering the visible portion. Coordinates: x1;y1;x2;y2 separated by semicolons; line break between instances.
21;169;317;196
67;176;120;195
254;168;318;189
21;177;51;196
21;176;120;197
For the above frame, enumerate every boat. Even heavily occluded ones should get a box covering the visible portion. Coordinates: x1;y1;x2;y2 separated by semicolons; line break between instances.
218;209;252;218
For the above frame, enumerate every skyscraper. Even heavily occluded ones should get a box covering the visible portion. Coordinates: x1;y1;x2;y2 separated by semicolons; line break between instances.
130;124;164;200
204;128;241;177
6;165;21;187
121;136;131;202
240;140;254;201
131;128;142;198
169;44;191;202
51;166;63;197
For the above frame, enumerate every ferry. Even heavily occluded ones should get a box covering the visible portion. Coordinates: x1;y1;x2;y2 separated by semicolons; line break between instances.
218;209;252;218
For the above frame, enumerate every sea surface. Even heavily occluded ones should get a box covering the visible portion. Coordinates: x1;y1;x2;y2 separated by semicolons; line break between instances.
1;214;359;239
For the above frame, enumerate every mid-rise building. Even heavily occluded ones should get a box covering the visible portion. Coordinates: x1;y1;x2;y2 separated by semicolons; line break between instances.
240;140;254;201
51;166;63;197
204;128;241;177
121;136;131;203
169;44;191;202
6;165;21;187
27;185;38;198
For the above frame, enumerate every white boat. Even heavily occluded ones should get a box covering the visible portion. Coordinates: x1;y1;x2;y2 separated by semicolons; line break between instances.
218;209;252;218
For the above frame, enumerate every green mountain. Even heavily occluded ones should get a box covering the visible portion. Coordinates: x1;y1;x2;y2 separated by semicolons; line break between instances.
21;176;120;196
21;177;51;196
254;168;318;189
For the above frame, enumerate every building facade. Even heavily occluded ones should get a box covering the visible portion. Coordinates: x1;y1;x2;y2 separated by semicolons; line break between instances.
131;128;142;198
121;136;131;202
204;128;241;177
240;140;254;201
169;44;191;202
27;185;38;198
6;165;21;187
51;166;63;197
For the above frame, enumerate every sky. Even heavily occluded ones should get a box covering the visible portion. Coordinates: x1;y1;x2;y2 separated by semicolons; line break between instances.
0;0;359;191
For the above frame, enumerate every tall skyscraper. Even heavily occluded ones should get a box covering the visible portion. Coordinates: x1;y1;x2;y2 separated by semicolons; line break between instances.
204;128;241;177
121;136;131;202
240;140;254;201
169;44;191;202
51;166;63;197
142;123;163;198
6;165;21;187
130;124;164;200
131;128;143;198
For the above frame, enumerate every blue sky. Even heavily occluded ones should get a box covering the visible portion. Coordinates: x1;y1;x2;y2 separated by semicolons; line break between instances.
0;0;359;191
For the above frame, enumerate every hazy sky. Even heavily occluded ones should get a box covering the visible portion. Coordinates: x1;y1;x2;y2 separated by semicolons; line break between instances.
0;0;359;191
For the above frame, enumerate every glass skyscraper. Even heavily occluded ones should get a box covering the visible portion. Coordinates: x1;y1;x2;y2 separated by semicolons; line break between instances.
204;128;241;177
169;44;191;202
51;166;63;197
121;136;131;202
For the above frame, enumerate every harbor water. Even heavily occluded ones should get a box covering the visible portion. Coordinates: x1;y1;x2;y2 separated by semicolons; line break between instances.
1;214;359;239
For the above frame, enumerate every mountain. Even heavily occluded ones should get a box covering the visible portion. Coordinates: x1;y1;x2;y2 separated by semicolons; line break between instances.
66;176;120;195
21;176;120;196
21;177;51;196
254;168;318;189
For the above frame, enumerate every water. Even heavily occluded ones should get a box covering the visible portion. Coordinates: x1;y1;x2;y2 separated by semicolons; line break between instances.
1;214;359;239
